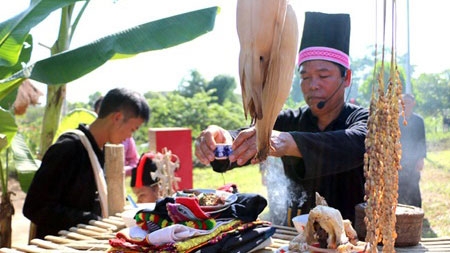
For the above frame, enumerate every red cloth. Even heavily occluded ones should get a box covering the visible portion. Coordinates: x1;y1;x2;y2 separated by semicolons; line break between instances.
175;197;210;220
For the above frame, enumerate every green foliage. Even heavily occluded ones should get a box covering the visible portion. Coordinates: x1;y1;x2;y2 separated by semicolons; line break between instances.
136;90;247;146
193;164;266;197
0;0;83;102
15;106;44;156
0;108;17;193
28;7;219;85
0;108;18;149
11;133;40;192
421;150;450;237
129;70;248;158
0;35;33;108
0;0;81;68
357;61;407;108
0;6;220;95
0;2;220;189
414;70;450;118
53;108;96;142
288;69;304;104
0;134;7;193
177;70;207;98
176;70;238;106
88;91;103;110
144;91;165;100
67;101;90;112
206;75;237;104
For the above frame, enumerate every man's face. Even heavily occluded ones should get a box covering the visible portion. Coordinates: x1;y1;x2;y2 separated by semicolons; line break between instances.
403;97;415;117
110;112;144;144
299;60;348;113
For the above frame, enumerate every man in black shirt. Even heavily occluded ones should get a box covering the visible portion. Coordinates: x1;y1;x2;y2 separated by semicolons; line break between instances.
195;12;368;224
398;93;426;207
23;88;150;239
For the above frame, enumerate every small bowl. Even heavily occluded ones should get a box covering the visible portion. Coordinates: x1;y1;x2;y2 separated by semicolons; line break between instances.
122;209;139;227
292;214;309;233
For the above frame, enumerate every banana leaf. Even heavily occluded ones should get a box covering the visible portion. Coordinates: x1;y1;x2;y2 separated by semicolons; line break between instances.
53;108;96;143
0;0;85;67
0;6;219;91
0;35;33;107
0;0;84;103
11;133;40;193
0;108;18;148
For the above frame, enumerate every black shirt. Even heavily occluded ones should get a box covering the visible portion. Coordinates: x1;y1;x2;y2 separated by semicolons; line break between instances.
213;103;368;222
274;103;368;222
23;124;103;239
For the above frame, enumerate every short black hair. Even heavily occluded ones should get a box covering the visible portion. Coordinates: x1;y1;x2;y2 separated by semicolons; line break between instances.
336;63;348;78
130;153;159;187
97;88;150;123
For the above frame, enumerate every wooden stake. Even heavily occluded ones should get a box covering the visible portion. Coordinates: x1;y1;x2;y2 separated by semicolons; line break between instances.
104;144;125;216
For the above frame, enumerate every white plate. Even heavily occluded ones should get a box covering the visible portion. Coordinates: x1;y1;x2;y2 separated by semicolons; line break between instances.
275;245;290;253
275;245;312;253
175;189;238;212
292;214;309;233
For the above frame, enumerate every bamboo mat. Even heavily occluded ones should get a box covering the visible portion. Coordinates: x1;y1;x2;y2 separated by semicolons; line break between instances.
256;224;450;252
2;216;449;253
1;214;124;253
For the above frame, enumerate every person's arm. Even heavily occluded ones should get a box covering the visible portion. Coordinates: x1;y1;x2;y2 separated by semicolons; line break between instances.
123;137;139;174
416;115;427;172
417;115;427;159
416;158;424;172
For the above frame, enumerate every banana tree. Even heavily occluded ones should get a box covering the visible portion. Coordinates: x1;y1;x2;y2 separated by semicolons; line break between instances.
0;109;18;247
1;0;219;157
0;0;218;246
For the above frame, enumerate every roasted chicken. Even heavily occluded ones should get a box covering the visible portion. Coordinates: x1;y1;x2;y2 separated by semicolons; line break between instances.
288;194;371;252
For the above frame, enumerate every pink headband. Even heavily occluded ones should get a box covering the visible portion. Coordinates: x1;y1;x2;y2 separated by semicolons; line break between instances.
297;46;350;69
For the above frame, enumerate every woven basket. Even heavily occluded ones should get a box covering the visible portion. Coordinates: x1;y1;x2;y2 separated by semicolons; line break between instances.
354;202;424;247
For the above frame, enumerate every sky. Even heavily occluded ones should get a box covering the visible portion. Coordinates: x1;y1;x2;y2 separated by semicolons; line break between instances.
2;0;450;103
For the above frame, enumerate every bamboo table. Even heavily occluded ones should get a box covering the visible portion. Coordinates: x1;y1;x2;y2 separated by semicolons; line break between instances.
259;224;450;252
2;217;450;252
2;215;124;253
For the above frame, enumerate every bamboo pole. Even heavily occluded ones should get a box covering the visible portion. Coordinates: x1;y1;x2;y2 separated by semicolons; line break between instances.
104;144;125;216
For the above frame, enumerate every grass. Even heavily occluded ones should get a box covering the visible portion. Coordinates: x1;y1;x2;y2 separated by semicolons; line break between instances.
125;149;450;238
192;164;266;196
421;150;450;237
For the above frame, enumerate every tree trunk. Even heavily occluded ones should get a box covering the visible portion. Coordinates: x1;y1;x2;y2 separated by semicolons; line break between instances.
0;192;14;248
37;6;73;157
38;85;66;157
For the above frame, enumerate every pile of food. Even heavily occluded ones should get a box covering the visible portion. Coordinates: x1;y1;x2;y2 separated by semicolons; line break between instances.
176;190;229;207
198;193;226;206
287;194;370;253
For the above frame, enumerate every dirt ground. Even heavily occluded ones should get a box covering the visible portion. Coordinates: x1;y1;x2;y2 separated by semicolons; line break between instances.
5;177;30;247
